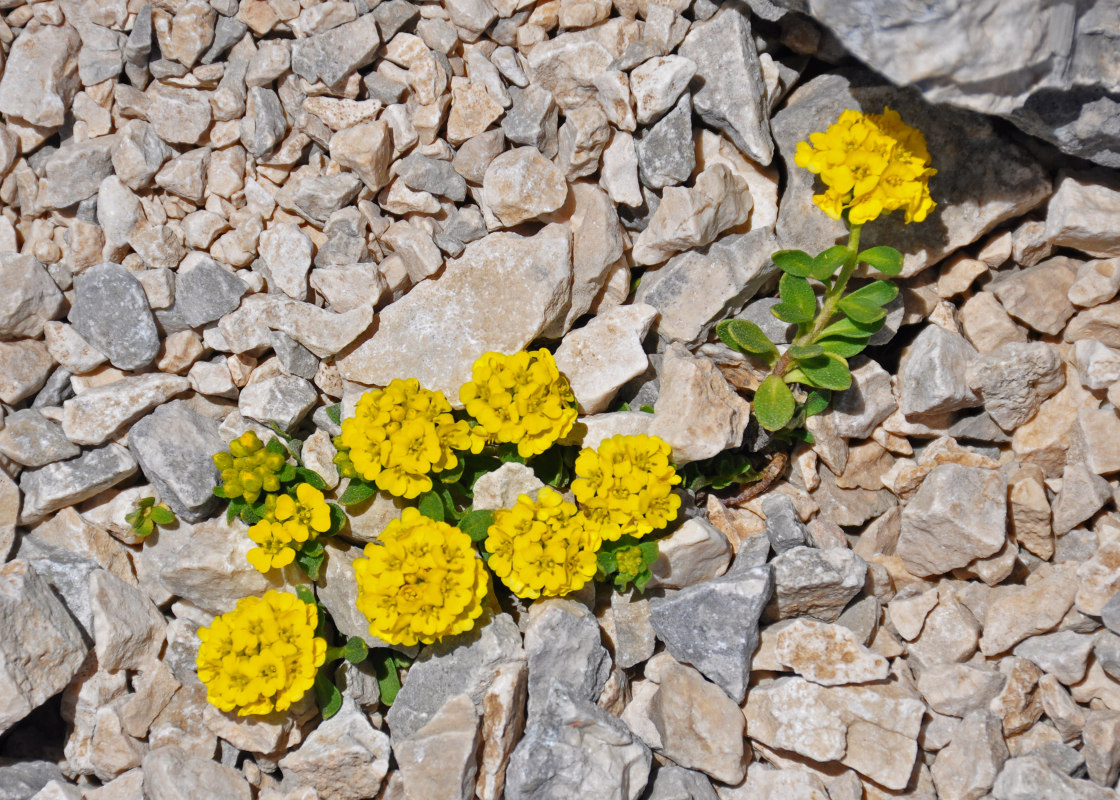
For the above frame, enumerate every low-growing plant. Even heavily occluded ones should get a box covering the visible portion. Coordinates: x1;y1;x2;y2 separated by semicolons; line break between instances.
124;496;177;538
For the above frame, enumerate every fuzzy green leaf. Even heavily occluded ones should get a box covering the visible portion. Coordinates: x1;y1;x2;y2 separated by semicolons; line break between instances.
804;389;832;418
125;509;143;525
314;671;343;720
296;547;326;581
818;315;884;339
717;319;778;360
295;467;328;491
858;245;903;276
797;353;853;391
838;296;887;324
810;245;852;280
135;518;154;538
772;274;816;324
788;344;824;360
239;504;263;525
459;509;494;543
325;403;342;426
295;584;317;605
138;496;156;508
817;336;869;358
417;491;445;522
342;637;369;665
338;479;376;506
754;374;797;431
327;503;347;536
373;650;403;705
771;249;814;277
845;279;899;308
212;485;230;499
149;505;176;525
265;437;287;456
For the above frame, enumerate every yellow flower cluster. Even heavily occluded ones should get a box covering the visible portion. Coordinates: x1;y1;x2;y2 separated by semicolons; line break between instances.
353;507;489;646
196;591;326;716
246;483;331;573
339;378;470;499
485;488;600;599
460;349;578;459
213;431;287;504
794;107;936;225
572;434;681;541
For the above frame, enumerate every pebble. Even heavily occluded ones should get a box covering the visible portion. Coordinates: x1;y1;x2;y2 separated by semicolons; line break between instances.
62;374;191;446
482;146;569;226
524;599;610;717
70;263;161;372
1044;173;1120;258
20;444;138;520
237;374;318;432
0;409;80;468
0;252;65;339
646;517;732;590
0;24;81;128
966;342;1064;431
898;325;980;418
636;92;695;190
991;257;1079;336
554;303;656;414
766;546;866;623
775;618;889;686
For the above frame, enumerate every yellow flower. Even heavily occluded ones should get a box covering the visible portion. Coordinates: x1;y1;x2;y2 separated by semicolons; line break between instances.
271;483;331;543
246;519;297;573
795;107;936;225
571;434;681;541
353;507;489;646
212;431;288;505
459;349;578;459
196;590;327;716
338;379;470;499
485;488;600;600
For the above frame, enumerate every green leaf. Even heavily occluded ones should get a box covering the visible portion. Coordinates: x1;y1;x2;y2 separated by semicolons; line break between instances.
458;509;494;543
295;467;327;491
531;447;569;489
838;296;886;324
325;403;342;426
326;503;347;536
597;548;618;576
809;245;852;280
314;671;343;720
439;457;465;486
788;344;824;360
639;404;655;414
638;540;659;564
818;315;884;339
296;547;326;581
373;650;403;706
858;245;903;276
138;496;156;509
804;389;832;418
295;584;317;605
149;505;176;525
239;504;263;525
754;374;797;431
268;424;294;443
817;336;869;358
226;501;239;525
125;509;142;526
265;437;287;456
771;249;814;277
279;464;297;484
212;485;230;499
632;569;653;593
845;279;898;308
417;491;444;522
136;518;154;538
342;637;369;665
772;274;816;324
716;319;778;360
797;353;853;391
338;479;376;506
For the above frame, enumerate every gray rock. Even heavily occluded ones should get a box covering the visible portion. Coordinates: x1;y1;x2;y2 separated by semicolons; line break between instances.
129;401;224;523
314;208;367;268
166;257;248;330
649;563;773;703
15;534;101;638
766;546;866;624
1012;630;1095;686
0;561;89;737
1096;632;1120;682
524;599;611;718
678;6;772;164
1050;463;1112;536
505;685;651;800
737;297;796;346
239;87;287;158
0;409;80;468
784;0;1120;169
1030;742;1087;778
278;172;363;226
386;613;524;740
1103;591;1120;636
0;24;81;128
635;229;779;345
644;766;718;800
772;71;1051;278
0;252;65;339
897;464;1007;577
270;332;319;380
372;0;419;41
70;263;161;371
992;756;1116;800
396;153;468;202
201;14;246;64
762;494;808;554
0;761;67;800
636;93;695;190
291;14;381;88
20;444;138;519
827;357;897;439
32;366;74;410
898;325;980;418
142;745;251;800
966;341;1064;431
0;340;53;405
363;71;408;105
502;86;559;158
43;137;117;210
237;375;318;433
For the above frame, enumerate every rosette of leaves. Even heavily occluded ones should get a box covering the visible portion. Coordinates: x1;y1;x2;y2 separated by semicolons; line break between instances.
597;536;659;592
125;497;177;538
719;239;902;432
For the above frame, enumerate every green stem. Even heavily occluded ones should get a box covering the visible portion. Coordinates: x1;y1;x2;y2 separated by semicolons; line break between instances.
323;645;345;663
772;223;863;378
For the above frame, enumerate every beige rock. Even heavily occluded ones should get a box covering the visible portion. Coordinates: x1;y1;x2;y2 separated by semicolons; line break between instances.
550;182;625;335
1064;299;1120;349
917;662;1007;718
447;78;504;145
1068;407;1120;476
1044;172;1120;258
1012;364;1100;477
554;303;656;414
555;102;610;180
524;33;613;111
989;657;1042;736
909;594;981;668
61;374;190;446
887;588;939;641
980;566;1078;655
381;220;443;283
330;122;393;192
649;343;751;464
259;222;313;301
44;321;108;375
303;97;381;131
599;130;642;207
1069;257;1120;308
731;763;830;800
1008;465;1054;560
958;292;1028;354
1071;660;1120;710
395;694;481;800
471;463;545;512
259;296;374;359
142;745;251;800
599;591;656;670
475;661;527;800
937;255;989;298
90;570;166;673
1080;709;1120;787
1037;674;1086;741
342;489;408;543
631;165;752;266
930;710;1008;800
117;659;180;740
89;703;147;782
695;129;779;231
646;517;731;590
0;561;89;736
1075;540;1120;616
0;340;53;404
774;619;889;686
482;146;569;226
337;229;571;405
743;677;925;791
0;253;65;339
202;697;310;755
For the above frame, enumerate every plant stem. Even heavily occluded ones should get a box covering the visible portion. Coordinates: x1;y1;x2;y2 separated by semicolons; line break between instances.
772;222;863;378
